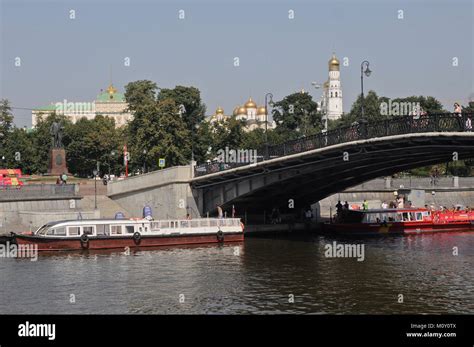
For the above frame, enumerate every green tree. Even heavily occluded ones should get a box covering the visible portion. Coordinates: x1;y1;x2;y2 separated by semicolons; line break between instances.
157;85;206;131
462;101;474;113
124;80;159;113
212;117;246;153
272;92;321;139
3;128;37;173
128;99;191;170
66;115;123;177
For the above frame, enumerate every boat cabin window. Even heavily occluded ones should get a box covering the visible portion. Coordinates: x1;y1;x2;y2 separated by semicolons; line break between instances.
47;227;66;236
36;225;49;235
111;225;122;235
415;212;423;221
125;225;135;234
82;226;94;235
180;221;189;228
151;222;161;230
96;224;110;236
68;226;80;236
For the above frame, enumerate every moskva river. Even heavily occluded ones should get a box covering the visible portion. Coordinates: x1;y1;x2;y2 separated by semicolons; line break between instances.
1;233;473;314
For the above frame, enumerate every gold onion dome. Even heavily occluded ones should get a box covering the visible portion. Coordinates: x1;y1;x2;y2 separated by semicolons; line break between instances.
244;97;257;109
107;84;117;95
215;106;224;115
328;53;340;71
233;106;239;116
257;106;267;115
323;81;329;88
237;106;247;114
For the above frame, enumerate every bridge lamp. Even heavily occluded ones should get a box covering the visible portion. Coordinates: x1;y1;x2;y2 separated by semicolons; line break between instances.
264;93;274;160
360;60;371;120
311;82;327;132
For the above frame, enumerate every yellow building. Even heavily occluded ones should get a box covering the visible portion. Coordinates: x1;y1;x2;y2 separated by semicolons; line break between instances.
32;84;133;128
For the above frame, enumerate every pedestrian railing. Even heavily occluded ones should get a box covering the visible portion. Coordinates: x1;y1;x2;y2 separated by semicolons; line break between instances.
0;184;77;200
349;177;474;190
195;113;474;177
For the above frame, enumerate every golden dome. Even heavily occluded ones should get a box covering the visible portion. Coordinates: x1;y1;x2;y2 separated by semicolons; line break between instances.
328;53;340;71
257;106;267;115
237;106;247;115
323;81;329;88
107;84;117;95
215;106;224;115
233;106;239;116
244;97;257;109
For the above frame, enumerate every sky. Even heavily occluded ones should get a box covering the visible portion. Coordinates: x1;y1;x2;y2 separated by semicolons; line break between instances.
1;0;473;127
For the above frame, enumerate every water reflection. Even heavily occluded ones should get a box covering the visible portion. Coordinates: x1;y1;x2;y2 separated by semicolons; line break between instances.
0;233;472;314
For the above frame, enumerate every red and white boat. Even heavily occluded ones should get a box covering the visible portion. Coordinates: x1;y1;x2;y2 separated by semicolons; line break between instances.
12;218;244;251
323;208;474;236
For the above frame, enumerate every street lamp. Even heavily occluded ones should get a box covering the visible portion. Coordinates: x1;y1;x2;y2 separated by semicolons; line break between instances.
108;150;116;176
311;81;328;132
142;149;147;174
360;60;372;120
92;169;98;210
264;92;273;160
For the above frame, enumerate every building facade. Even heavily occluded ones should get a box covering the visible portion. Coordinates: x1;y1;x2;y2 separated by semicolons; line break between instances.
32;84;133;128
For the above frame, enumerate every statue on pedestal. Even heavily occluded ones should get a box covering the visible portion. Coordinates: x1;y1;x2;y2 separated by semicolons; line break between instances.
50;121;64;148
48;121;68;175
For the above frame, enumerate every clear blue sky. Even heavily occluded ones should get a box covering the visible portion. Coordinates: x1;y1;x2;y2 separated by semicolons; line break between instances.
1;0;472;127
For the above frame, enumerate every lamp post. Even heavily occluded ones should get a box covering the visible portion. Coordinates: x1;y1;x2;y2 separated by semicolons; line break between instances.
264;93;273;160
142;149;147;174
311;82;328;133
360;60;372;120
92;169;98;210
109;150;116;176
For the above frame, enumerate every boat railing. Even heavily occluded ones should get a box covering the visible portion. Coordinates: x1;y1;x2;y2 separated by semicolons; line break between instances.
150;218;241;230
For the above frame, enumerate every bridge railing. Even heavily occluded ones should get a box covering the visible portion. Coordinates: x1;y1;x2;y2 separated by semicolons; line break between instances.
195;113;473;177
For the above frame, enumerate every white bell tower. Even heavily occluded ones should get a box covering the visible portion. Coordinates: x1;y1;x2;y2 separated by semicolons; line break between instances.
326;53;343;120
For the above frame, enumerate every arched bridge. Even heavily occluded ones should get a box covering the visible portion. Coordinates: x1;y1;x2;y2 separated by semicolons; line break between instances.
192;114;474;216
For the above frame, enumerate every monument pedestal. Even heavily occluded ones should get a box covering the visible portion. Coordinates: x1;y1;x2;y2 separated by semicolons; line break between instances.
48;148;68;175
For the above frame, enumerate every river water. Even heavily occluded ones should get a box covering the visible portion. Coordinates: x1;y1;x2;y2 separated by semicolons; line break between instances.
1;233;473;314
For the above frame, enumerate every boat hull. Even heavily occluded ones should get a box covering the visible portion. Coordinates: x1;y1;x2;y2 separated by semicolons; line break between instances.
13;232;244;251
323;221;474;236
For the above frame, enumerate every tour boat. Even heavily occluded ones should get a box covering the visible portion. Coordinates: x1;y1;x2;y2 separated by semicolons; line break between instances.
11;218;244;251
323;208;474;236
